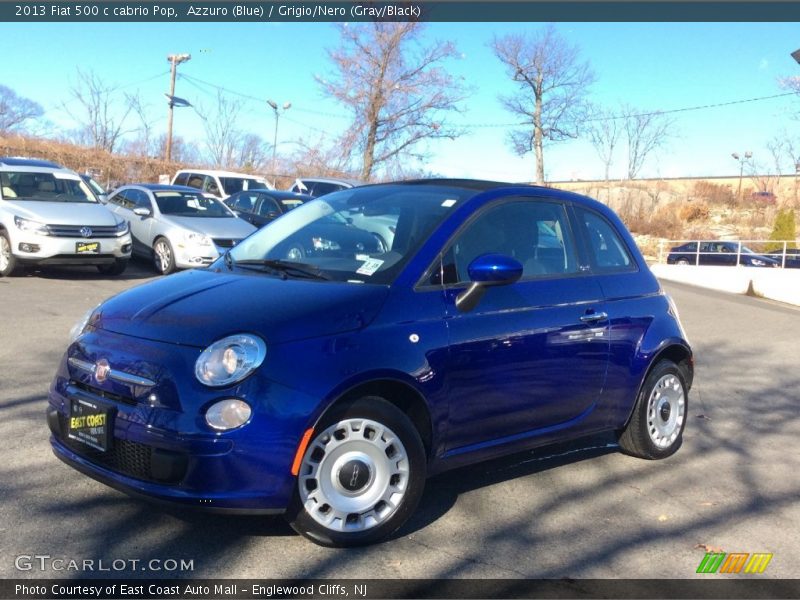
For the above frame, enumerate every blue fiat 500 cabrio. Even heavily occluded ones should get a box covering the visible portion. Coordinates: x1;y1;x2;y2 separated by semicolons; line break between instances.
48;180;693;546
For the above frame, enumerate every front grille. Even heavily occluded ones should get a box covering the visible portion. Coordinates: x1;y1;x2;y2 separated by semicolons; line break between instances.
212;238;238;248
56;413;187;484
70;380;135;406
48;224;120;238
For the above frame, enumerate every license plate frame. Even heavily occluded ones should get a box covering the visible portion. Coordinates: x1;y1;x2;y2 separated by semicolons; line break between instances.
76;241;100;254
67;397;114;452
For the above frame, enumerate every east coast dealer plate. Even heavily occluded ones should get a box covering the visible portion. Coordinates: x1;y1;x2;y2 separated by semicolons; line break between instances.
67;398;114;451
76;241;100;254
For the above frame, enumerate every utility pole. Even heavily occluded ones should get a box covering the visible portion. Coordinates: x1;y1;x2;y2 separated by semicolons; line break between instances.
731;151;752;204
165;53;191;162
267;99;291;186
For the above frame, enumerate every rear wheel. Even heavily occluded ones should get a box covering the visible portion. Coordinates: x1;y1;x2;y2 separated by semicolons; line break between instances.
97;258;128;276
153;237;176;275
0;231;18;277
618;360;688;459
287;397;426;547
676;258;690;266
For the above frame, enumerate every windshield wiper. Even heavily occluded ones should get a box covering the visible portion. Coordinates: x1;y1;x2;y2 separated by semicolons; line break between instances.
234;259;331;280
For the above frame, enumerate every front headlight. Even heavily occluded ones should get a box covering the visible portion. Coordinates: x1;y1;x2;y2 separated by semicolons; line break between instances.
750;259;765;266
14;215;49;236
195;334;267;387
114;219;129;236
184;231;213;247
69;306;98;343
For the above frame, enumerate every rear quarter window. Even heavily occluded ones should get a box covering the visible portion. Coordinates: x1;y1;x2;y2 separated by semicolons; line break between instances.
577;208;636;272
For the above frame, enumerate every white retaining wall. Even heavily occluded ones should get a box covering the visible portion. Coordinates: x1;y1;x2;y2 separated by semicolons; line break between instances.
650;264;800;307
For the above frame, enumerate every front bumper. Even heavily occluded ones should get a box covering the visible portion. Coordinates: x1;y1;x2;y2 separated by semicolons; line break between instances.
12;230;132;265
47;329;318;512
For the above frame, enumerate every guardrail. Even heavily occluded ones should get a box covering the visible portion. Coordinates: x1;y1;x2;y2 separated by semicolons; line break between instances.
657;239;800;268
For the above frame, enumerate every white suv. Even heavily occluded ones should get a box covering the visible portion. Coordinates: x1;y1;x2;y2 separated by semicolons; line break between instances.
0;157;132;276
172;169;272;200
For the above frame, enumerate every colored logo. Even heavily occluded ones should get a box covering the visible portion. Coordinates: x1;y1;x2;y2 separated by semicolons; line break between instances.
696;552;773;574
94;359;111;383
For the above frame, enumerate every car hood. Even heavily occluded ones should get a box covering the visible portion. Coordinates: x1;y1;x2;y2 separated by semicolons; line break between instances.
162;215;256;239
8;201;118;226
95;268;390;347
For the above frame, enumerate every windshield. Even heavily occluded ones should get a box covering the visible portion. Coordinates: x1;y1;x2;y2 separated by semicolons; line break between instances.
228;184;477;284
155;191;233;218
220;177;268;195
1;171;96;203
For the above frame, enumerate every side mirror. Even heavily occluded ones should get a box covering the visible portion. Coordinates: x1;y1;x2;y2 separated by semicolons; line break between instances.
456;254;523;313
132;207;151;218
97;193;108;204
266;212;279;220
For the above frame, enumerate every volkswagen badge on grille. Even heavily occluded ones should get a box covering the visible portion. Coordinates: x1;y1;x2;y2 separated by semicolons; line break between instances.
80;226;93;238
94;359;111;383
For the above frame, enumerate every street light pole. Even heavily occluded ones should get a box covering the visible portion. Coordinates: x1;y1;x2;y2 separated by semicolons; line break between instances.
267;99;291;187
731;151;752;204
165;53;191;162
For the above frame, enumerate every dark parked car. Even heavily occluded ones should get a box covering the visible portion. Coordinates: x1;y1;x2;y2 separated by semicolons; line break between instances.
667;241;779;267
48;180;693;547
225;189;386;258
224;190;313;227
764;248;800;268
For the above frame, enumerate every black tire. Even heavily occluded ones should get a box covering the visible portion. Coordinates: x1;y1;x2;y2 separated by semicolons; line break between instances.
153;237;176;275
0;230;18;277
97;258;128;276
286;397;426;547
676;258;690;266
618;360;688;460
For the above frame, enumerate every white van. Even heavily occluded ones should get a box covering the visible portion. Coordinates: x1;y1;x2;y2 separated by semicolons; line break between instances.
0;157;132;276
172;169;273;200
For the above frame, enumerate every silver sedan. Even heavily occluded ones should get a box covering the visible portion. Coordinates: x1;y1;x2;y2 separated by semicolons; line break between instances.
106;184;257;274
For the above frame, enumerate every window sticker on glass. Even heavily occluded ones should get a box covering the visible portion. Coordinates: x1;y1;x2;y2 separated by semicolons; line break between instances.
356;258;384;276
441;199;457;208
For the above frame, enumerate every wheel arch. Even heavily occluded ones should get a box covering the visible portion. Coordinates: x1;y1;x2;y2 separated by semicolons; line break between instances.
623;340;693;428
313;377;434;459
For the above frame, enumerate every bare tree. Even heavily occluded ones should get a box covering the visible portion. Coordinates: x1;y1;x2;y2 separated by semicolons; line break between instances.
66;69;133;152
319;22;467;180
491;25;595;185
586;107;622;182
0;85;43;133
195;91;244;168
621;105;674;180
236;133;270;171
155;133;200;165
123;92;157;158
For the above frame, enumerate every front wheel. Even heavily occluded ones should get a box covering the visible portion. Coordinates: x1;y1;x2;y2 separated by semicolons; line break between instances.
286;398;426;547
676;258;690;266
153;237;176;275
618;360;688;460
0;231;18;277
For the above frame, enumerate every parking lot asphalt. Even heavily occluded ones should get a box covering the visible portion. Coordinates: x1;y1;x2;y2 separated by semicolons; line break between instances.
1;262;798;579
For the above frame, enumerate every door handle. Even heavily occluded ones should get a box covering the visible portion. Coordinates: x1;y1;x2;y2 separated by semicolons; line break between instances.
580;311;608;323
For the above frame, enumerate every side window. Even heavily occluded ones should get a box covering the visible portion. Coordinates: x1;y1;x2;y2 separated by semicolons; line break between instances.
127;189;152;211
185;174;204;190
312;182;342;197
174;172;189;186
204;177;221;196
440;200;579;285
256;196;281;217
107;191;124;207
233;194;256;213
577;209;634;271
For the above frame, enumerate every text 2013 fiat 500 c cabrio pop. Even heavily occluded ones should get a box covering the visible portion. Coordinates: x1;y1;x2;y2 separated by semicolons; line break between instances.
48;180;693;547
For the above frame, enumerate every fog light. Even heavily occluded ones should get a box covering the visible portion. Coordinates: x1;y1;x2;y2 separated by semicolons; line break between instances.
19;243;40;253
205;399;252;431
122;243;132;253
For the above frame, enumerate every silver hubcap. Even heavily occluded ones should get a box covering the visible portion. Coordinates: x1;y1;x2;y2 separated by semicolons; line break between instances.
299;418;410;533
647;374;685;449
155;241;171;272
0;236;9;271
